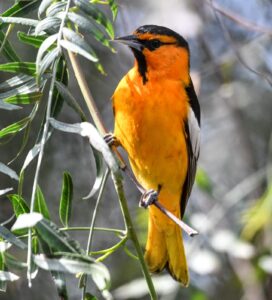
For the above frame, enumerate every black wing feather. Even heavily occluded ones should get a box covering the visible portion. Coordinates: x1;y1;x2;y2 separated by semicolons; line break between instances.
180;78;200;217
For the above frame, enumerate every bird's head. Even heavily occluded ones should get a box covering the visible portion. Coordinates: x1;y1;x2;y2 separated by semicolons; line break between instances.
115;25;190;84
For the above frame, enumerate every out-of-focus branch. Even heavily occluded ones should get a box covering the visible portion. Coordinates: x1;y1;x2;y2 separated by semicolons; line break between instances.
203;0;272;35
208;0;272;86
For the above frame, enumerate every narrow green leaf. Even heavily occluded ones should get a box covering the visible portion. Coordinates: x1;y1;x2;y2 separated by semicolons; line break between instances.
4;253;27;270
0;62;36;76
108;0;118;20
0;17;38;27
8;194;30;217
51;57;68;117
32;236;39;255
49;119;83;134
49;119;119;173
0;79;40;100
0;74;33;91
38;47;60;83
0;241;12;252
83;149;104;199
94;61;106;75
34;185;50;220
11;213;43;231
0;188;13;196
31;236;39;279
36;34;58;79
84;293;97;300
46;2;67;17
35;219;81;253
62;27;98;61
0;225;26;249
0;162;18;180
35;17;61;35
55;253;111;292
0;30;20;62
0;253;4;271
67;12;114;50
38;0;54;18
0;117;30;139
59;172;73;227
4;92;42;105
0;280;7;292
8;123;31;164
0;271;19;282
55;81;86;121
0;101;21;111
33;253;110;290
59;39;98;62
17;31;47;48
1;1;40;19
51;271;68;300
74;0;114;38
21;132;52;172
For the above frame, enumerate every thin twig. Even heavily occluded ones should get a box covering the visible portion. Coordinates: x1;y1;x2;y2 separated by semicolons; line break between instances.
154;202;198;237
203;0;272;35
208;0;272;86
111;173;157;299
0;213;15;227
60;226;124;234
27;0;73;286
94;236;128;261
85;168;110;253
27;59;59;287
81;168;109;300
0;24;14;56
66;51;107;135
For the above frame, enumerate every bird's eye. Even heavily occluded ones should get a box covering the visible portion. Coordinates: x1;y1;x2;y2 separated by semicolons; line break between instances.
151;39;161;49
142;39;163;51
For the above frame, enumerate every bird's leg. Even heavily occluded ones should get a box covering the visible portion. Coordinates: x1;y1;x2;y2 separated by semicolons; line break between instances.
104;132;120;147
140;189;159;208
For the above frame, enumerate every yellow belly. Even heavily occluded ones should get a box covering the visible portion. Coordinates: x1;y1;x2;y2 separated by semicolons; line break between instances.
113;68;189;210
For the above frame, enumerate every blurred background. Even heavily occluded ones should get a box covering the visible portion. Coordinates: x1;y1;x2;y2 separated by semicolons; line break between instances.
1;0;272;299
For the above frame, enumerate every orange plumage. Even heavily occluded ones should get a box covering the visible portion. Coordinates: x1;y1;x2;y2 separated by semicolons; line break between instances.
112;25;201;285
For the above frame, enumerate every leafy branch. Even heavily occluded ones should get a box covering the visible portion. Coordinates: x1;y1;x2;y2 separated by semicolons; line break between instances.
0;0;119;299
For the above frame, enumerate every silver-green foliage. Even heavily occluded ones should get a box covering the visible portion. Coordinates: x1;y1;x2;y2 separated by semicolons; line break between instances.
0;0;118;299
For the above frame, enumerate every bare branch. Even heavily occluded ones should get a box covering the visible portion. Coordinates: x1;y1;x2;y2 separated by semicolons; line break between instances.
203;0;272;35
208;0;272;86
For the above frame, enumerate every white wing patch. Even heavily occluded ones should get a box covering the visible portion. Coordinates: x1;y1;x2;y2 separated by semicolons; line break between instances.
188;107;200;159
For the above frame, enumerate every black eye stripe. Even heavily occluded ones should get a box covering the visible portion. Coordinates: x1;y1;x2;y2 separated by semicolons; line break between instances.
139;39;176;51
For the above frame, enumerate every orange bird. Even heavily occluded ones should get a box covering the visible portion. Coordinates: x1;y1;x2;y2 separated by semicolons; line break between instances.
111;25;200;285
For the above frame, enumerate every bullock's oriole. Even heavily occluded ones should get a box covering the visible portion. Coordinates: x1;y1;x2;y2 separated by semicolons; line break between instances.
112;25;200;286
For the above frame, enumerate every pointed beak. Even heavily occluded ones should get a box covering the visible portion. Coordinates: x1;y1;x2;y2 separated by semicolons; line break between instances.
113;35;143;51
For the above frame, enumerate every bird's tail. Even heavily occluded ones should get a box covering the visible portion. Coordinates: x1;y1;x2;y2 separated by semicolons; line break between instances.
144;215;189;286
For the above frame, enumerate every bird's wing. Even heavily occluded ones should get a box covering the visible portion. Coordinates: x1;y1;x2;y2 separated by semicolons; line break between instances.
180;79;200;217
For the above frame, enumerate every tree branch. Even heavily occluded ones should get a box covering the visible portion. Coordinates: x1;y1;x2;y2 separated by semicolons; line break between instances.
203;0;272;35
208;0;272;86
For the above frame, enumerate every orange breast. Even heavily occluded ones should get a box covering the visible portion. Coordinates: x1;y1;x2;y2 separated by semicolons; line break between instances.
113;67;189;208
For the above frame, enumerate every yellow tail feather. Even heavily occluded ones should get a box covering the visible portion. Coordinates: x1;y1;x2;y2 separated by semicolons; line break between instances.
144;216;189;286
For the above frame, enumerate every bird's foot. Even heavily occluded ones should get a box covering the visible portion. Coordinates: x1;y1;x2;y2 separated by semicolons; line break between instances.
104;132;119;147
139;189;158;208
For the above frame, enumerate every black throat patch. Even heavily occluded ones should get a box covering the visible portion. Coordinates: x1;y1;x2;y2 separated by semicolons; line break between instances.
131;48;148;84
